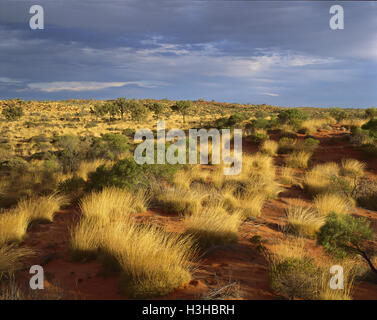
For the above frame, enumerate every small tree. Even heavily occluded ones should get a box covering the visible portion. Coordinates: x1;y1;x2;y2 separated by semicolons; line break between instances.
148;102;164;120
90;103;106;120
2;101;24;121
317;212;377;275
102;101;118;122
128;100;149;122
172;100;192;123
114;97;128;120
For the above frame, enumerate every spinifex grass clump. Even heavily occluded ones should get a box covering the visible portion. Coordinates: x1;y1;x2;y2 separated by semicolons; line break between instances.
113;224;195;298
0;210;30;246
260;140;279;156
0;244;35;280
16;194;68;224
304;162;340;195
70;187;196;298
285;151;312;169
314;193;350;216
183;205;242;248
79;187;149;223
153;185;205;215
284;203;324;238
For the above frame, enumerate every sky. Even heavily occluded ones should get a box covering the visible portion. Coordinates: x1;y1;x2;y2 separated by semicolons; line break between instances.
0;0;376;107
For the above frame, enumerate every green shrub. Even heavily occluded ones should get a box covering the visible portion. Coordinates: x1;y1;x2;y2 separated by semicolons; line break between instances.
317;213;377;275
362;118;377;132
85;158;145;191
270;257;319;300
251;118;270;130
278;109;308;129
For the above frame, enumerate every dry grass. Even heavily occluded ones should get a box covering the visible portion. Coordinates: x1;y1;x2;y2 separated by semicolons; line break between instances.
71;215;196;298
0;210;31;246
69;217;106;261
242;153;274;174
340;158;366;178
317;261;356;300
172;166;208;190
16;194;68;223
278;137;297;153
340;118;367;128
103;223;196;298
260;140;278;156
79;187;149;223
220;185;265;217
221;153;283;199
183;204;242;248
279;166;296;184
0;245;35;280
238;192;266;218
285;151;312;168
314;193;350;216
154;185;206;215
285;202;325;238
304;162;340;195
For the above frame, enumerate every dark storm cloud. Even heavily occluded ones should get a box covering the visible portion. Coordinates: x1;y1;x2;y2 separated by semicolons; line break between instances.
0;0;376;106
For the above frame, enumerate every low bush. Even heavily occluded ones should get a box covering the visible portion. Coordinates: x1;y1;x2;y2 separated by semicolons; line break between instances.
317;213;377;275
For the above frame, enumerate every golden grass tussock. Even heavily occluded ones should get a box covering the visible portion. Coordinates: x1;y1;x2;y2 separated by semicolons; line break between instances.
304;162;340;195
314;193;350;216
285;151;312;169
113;224;195;298
0;245;35;280
242;153;274;174
220;153;282;199
71;218;196;298
340;158;366;178
220;185;266;217
340;118;367;128
300;119;320;134
154;185;206;215
172;166;208;190
79;187;149;223
239;192;266;218
279;166;296;184
0;210;31;246
16;193;68;223
71;209;196;298
260;140;278;156
285;202;325;238
183;204;242;248
69;217;107;261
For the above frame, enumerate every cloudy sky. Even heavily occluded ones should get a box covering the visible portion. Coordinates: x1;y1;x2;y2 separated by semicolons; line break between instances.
0;0;376;107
